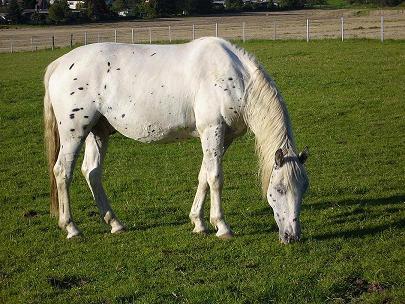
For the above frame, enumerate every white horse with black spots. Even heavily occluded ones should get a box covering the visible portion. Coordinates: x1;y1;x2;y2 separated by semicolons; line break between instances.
44;37;309;243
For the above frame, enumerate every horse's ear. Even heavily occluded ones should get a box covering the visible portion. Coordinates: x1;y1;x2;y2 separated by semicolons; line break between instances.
298;146;309;164
275;149;285;167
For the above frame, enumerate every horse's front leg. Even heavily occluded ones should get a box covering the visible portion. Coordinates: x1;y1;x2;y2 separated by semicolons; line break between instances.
189;164;209;234
201;124;233;239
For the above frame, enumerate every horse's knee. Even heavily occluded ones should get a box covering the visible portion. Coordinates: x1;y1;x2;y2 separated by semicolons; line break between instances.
53;160;71;184
207;171;223;190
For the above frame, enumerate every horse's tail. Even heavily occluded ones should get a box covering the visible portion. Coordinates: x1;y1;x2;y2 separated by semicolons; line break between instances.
44;59;60;217
243;69;293;197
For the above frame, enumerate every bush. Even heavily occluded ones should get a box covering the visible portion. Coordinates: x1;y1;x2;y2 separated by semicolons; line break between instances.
348;0;403;5
48;0;70;24
6;0;22;23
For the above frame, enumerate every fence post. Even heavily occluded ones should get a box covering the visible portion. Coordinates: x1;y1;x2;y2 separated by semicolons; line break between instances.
215;23;218;37
70;33;73;48
192;24;195;40
306;19;309;42
341;17;344;41
380;16;384;42
149;28;152;44
242;22;245;42
97;33;100;43
10;41;13;53
114;29;117;43
52;35;55;50
84;32;87;45
169;26;172;43
273;21;277;40
131;28;134;44
31;36;34;52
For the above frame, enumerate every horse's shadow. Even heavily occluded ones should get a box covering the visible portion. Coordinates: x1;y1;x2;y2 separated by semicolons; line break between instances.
308;194;405;241
237;194;404;240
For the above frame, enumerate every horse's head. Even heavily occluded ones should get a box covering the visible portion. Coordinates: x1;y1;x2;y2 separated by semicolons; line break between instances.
267;147;309;244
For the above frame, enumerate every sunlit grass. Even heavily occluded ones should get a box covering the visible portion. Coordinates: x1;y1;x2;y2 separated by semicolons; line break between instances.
0;39;404;303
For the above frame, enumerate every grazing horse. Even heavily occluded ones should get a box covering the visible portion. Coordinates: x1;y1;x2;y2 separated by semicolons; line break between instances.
44;37;309;243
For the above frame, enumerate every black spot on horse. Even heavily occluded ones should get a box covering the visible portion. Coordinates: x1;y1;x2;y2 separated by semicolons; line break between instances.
70;92;75;95
69;114;75;119
107;69;110;73
214;84;217;86
80;107;83;110
78;87;84;90
107;62;110;66
72;108;80;112
228;77;233;81
59;121;61;125
73;78;77;80
116;68;120;70
86;83;89;86
229;107;233;109
151;130;155;132
92;100;95;103
234;111;238;114
150;53;156;56
104;85;107;89
84;115;89;118
224;89;228;91
69;63;74;70
70;129;75;132
121;114;125;118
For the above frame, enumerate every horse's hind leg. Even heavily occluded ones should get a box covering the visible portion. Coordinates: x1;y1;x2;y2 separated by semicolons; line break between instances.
54;138;83;238
81;125;125;234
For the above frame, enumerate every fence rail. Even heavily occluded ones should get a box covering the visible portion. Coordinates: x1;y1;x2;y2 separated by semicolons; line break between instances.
1;15;405;53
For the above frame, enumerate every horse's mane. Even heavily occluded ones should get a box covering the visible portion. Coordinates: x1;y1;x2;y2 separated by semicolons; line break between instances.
225;42;301;196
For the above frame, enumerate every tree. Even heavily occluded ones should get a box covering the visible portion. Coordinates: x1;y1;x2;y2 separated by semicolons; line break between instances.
23;0;37;9
225;0;243;10
112;0;128;13
48;0;70;24
6;0;22;23
276;0;306;9
182;0;212;15
154;0;177;16
86;0;111;20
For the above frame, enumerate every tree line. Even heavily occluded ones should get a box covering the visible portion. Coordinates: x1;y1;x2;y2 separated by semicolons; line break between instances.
2;0;403;25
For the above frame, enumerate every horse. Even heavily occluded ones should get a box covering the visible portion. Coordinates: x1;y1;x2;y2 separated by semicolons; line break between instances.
44;37;309;243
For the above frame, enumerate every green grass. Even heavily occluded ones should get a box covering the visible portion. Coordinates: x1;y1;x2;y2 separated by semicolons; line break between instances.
0;39;404;304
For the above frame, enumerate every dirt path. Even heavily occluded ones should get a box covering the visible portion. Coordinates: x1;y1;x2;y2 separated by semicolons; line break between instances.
1;9;404;52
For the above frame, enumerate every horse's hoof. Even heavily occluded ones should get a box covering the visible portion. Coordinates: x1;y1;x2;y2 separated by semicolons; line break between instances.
111;221;126;234
217;231;234;240
66;223;81;239
192;227;209;235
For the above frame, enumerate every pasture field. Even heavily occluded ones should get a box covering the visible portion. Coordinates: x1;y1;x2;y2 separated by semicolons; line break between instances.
0;40;404;304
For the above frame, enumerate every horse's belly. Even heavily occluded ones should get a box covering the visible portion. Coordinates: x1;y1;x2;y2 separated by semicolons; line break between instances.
102;100;197;143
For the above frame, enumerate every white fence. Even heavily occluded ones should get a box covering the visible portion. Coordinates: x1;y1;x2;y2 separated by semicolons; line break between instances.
1;15;405;53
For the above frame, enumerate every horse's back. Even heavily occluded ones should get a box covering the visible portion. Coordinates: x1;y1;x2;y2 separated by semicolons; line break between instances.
48;38;253;142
